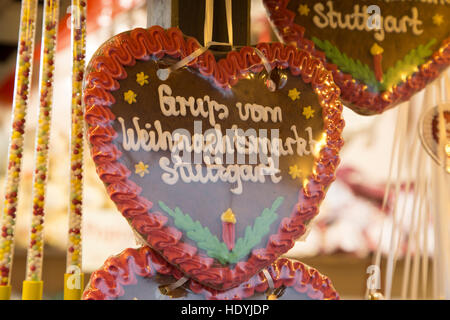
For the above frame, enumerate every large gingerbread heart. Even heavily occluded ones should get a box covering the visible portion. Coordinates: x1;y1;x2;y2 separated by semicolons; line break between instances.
264;0;450;115
83;26;344;290
419;104;450;171
83;246;339;300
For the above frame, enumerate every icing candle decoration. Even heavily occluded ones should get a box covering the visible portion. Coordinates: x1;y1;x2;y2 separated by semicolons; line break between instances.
24;0;59;284
67;0;86;275
0;0;38;291
83;27;344;290
263;0;450;115
221;209;236;251
82;246;339;300
371;43;384;82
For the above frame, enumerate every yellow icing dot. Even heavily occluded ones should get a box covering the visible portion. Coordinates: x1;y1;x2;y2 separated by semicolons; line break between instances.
124;90;137;104
370;43;384;56
221;208;236;224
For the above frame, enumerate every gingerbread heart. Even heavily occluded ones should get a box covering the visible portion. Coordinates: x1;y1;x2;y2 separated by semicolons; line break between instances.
83;26;344;290
264;0;450;115
419;103;450;171
82;246;339;300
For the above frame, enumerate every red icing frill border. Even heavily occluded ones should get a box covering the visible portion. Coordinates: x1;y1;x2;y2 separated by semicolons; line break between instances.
83;26;344;290
82;246;339;300
263;0;450;115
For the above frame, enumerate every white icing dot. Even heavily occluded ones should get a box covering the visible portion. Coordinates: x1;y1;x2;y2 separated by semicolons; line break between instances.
157;68;170;81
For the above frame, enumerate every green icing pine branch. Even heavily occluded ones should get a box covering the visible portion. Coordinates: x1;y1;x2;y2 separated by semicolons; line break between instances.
158;201;229;263
229;196;283;263
158;196;284;264
312;37;380;92
381;38;437;90
312;36;438;92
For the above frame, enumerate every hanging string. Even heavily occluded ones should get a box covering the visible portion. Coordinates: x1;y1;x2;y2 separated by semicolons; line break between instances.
427;81;442;299
420;185;431;299
157;0;232;80
225;0;233;48
400;86;437;300
167;276;189;291
434;73;450;298
400;147;425;299
262;268;277;300
204;0;214;46
428;75;449;299
366;105;402;299
158;0;273;86
262;268;275;290
384;91;430;299
384;102;409;300
389;93;422;299
252;47;276;91
374;65;450;300
410;173;427;299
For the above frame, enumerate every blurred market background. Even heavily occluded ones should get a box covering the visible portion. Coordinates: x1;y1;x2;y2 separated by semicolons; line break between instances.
0;0;436;299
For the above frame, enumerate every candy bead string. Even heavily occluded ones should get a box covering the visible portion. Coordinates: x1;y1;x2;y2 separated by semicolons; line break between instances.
0;0;38;289
24;0;60;283
66;0;86;275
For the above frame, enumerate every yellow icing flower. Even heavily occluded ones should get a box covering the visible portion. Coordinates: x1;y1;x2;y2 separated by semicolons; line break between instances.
136;72;149;86
288;165;302;179
302;106;315;119
432;14;443;26
298;4;310;16
288;88;300;101
135;161;149;177
124;90;137;104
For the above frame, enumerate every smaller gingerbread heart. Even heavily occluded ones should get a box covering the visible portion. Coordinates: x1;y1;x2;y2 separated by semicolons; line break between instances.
82;246;339;300
419;103;450;172
264;0;450;115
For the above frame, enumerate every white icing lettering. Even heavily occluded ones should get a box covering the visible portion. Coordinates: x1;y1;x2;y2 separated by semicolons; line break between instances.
311;1;424;41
